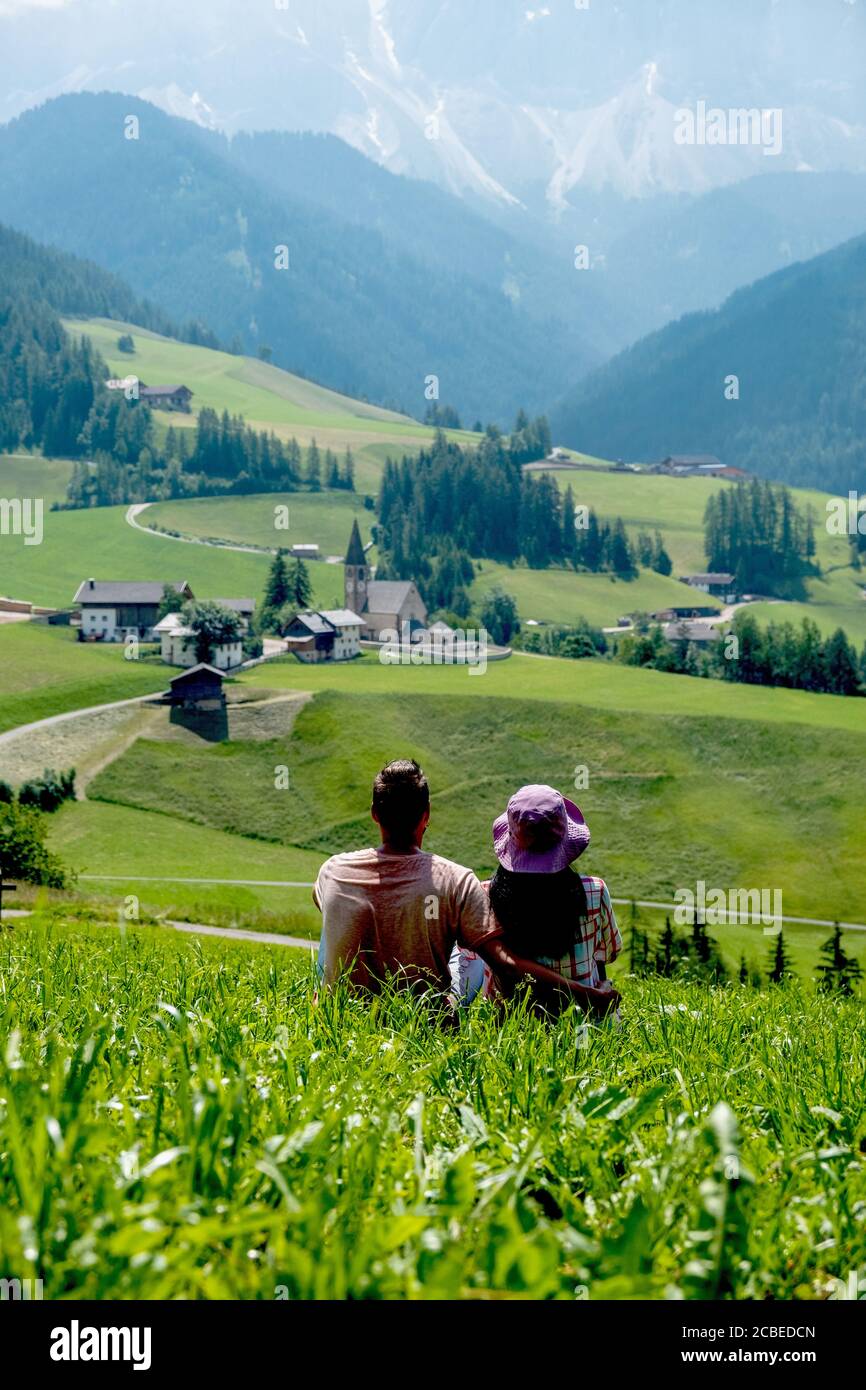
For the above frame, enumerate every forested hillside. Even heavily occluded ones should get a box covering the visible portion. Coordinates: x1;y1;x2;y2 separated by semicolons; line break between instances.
552;233;866;494
0;223;167;457
0;94;597;423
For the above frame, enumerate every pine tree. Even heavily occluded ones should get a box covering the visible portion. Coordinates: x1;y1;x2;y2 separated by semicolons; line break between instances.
767;931;792;985
287;558;313;609
739;954;749;985
816;923;863;997
306;438;322;491
657;916;676;977
261;549;290;630
342;447;356;491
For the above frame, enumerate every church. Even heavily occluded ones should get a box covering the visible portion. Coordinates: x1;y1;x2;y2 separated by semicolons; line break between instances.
344;520;427;642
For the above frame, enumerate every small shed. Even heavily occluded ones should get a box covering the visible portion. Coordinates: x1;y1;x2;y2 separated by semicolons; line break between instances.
167;663;225;710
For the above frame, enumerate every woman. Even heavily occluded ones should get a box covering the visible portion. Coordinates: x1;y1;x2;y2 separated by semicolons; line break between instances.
453;784;622;1019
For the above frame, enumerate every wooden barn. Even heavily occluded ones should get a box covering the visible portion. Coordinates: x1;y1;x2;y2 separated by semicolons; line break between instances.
167;663;225;710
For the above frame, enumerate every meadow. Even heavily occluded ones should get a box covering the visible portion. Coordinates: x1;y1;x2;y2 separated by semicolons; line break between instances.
86;683;866;929
0;912;862;1299
62;318;480;492
0;501;345;612
0;625;167;736
145;491;377;560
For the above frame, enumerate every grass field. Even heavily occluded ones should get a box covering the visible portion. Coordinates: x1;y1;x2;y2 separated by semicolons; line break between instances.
47;801;322;936
471;559;720;628
0;501;346;611
0;453;75;511
86;684;866;927
0;625;168;736
235;650;866;734
0;912;862;1299
145;491;377;559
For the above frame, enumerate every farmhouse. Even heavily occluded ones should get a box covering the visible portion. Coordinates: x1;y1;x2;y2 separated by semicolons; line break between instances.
652;604;719;622
139;384;193;412
154;613;244;671
213;598;255;631
685;573;737;601
662;620;722;648
73;579;194;641
289;544;321;561
657;455;723;475
655;455;750;481
283;608;363;663
344;520;427;641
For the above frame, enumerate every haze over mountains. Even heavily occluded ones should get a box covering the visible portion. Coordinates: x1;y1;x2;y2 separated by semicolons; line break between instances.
0;92;609;421
3;0;866;211
2;1;866;486
552;230;866;494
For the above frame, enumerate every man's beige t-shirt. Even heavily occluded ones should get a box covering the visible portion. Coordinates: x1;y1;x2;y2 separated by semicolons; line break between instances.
314;847;492;993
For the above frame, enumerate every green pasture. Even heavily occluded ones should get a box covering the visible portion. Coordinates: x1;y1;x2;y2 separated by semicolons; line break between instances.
471;559;719;628
0;502;344;611
235;651;866;735
0;453;75;511
63;318;479;466
0;625;168;736
145;491;376;560
86;685;866;926
47;801;321;937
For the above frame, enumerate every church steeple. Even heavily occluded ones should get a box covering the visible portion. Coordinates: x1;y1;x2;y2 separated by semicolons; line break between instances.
345;519;367;567
344;520;368;617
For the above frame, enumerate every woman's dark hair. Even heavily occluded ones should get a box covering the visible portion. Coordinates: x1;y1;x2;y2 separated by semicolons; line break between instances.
372;759;430;847
489;865;588;961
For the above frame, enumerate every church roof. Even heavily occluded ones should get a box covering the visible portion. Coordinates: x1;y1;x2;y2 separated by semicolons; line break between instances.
344;520;367;567
364;580;416;613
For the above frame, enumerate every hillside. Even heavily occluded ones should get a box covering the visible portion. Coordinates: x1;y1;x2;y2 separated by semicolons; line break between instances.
145;466;866;644
86;684;866;926
551;233;866;495
62;317;476;490
0;93;598;423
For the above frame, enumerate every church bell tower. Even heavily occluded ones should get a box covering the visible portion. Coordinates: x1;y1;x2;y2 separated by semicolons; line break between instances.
344;519;368;617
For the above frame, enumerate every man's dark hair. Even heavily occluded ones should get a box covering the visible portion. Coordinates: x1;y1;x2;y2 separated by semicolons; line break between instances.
372;759;430;846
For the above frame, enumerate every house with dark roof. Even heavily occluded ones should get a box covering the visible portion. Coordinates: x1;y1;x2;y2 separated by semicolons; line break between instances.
213;598;255;631
657;455;723;475
283;608;363;663
139;385;193;412
73;579;194;641
685;573;737;601
343;520;427;641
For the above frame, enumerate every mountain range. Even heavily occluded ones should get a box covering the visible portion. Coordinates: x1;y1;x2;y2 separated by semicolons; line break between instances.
0;92;606;422
3;0;865;212
552;230;866;495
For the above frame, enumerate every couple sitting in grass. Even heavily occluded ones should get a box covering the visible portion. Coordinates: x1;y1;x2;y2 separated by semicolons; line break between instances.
314;759;621;1020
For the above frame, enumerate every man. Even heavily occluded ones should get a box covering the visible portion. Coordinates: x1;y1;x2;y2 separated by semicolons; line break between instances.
314;759;618;1015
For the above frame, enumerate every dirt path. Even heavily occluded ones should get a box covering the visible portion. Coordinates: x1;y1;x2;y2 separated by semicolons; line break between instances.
0;694;159;751
1;907;315;952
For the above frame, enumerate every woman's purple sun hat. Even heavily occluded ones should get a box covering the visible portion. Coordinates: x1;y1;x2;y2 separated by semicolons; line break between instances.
493;784;590;874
